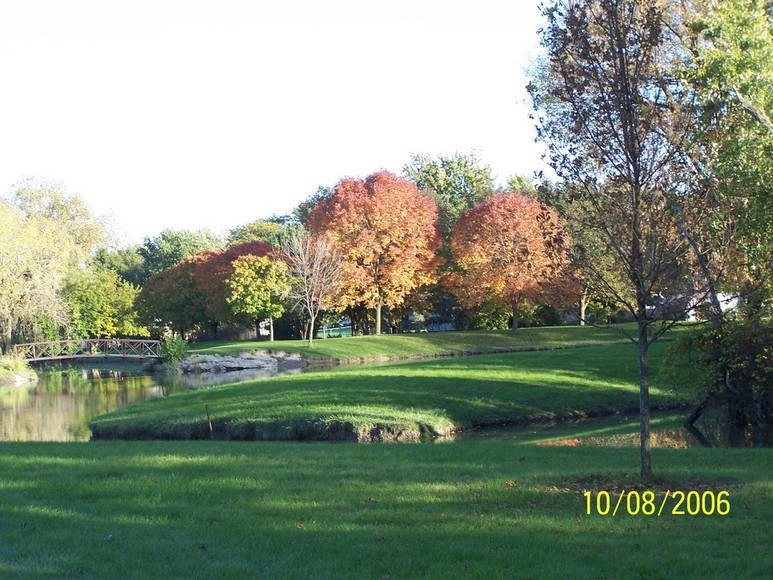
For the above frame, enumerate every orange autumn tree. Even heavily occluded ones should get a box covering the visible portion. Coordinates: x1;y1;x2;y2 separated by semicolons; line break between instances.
447;192;576;330
308;170;442;335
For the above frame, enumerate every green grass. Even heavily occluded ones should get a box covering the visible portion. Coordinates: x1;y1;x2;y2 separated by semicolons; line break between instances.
0;440;770;578
188;325;640;361
90;340;684;441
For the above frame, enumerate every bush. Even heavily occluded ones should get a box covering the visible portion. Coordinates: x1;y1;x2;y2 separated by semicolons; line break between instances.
666;317;773;445
160;337;189;364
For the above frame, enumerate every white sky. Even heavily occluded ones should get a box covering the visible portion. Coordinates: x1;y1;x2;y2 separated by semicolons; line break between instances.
0;0;549;245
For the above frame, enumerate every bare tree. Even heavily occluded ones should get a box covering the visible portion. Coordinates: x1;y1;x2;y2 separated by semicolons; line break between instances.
281;230;343;346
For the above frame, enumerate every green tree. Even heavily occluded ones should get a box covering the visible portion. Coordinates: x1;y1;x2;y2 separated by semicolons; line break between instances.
138;228;223;285
403;151;494;239
65;270;148;338
6;177;107;266
684;0;773;302
0;201;68;353
92;246;146;287
227;255;291;341
227;219;286;248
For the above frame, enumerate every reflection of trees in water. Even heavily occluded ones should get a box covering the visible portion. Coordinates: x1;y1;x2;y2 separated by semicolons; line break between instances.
1;371;164;442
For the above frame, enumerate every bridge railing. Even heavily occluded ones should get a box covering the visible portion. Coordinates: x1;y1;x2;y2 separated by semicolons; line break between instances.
13;339;162;362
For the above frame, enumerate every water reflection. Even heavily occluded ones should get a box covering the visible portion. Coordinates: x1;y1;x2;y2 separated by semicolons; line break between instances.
0;363;301;442
453;410;771;448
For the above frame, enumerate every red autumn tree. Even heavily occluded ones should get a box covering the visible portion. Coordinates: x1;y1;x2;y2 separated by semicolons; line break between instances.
137;256;212;338
308;170;442;335
447;192;576;330
193;241;274;324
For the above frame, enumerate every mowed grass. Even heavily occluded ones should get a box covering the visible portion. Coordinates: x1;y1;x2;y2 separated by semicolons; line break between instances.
91;340;683;441
0;440;770;578
188;325;638;361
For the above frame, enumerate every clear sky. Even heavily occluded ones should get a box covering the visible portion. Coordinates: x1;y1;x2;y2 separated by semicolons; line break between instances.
0;0;549;245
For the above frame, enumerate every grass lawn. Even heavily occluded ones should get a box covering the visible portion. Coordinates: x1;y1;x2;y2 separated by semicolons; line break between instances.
187;325;641;362
90;340;684;441
0;439;770;578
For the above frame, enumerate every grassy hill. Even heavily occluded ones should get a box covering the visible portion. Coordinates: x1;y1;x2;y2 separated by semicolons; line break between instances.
92;332;685;441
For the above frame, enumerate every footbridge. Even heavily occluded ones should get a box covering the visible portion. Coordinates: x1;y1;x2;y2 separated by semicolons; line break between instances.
13;339;162;362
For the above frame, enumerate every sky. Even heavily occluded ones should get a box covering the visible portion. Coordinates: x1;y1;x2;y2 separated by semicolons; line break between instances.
0;0;550;246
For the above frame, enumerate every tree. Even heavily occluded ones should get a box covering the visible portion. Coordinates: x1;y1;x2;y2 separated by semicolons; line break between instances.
309;171;443;335
281;230;343;346
227;255;291;341
136;257;212;338
529;0;723;478
227;219;286;248
192;241;274;326
684;0;773;301
0;201;67;353
137;228;223;285
64;270;148;338
403;151;494;239
6;177;107;266
292;186;334;227
447;192;575;330
92;246;147;287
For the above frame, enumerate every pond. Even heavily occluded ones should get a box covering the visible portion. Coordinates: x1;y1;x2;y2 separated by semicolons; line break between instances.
0;361;307;442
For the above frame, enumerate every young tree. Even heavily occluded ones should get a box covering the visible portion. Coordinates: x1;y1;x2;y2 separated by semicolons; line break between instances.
447;192;575;330
281;230;342;346
309;171;443;335
529;0;722;478
227;255;291;341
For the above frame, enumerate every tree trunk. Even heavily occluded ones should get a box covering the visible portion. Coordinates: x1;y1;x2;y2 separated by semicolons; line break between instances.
637;320;652;480
307;316;315;346
269;316;274;342
579;290;589;326
511;307;519;332
375;299;382;335
0;322;10;356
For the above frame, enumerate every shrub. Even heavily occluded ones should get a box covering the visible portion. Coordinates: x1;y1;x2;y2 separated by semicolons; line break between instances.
160;337;189;364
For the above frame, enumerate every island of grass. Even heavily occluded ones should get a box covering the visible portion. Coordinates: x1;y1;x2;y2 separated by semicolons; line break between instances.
90;326;687;441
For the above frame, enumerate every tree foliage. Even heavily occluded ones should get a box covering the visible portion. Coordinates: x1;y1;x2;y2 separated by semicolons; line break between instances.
137;228;223;285
227;219;286;248
403;152;494;239
64;270;148;338
684;0;773;299
309;171;443;335
136;256;211;338
447;192;575;330
227;255;291;340
0;201;67;353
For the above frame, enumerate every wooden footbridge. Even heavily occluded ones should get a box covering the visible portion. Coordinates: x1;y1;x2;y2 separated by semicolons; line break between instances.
13;339;162;362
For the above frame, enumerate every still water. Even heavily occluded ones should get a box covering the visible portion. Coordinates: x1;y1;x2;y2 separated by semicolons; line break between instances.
0;362;300;442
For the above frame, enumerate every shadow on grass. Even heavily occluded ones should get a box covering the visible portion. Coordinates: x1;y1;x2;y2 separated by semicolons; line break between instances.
0;442;770;578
